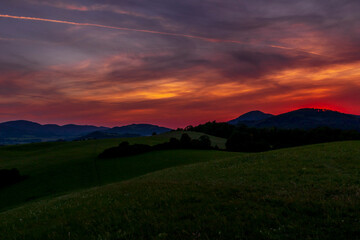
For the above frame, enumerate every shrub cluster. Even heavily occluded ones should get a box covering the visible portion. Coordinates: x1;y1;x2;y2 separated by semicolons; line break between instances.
0;168;27;188
98;142;152;158
184;121;235;138
98;134;213;159
154;134;212;150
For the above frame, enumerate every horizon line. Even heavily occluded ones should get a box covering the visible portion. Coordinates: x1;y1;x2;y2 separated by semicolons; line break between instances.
0;107;355;128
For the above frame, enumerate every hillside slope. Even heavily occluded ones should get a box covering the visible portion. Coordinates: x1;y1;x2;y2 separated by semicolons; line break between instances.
1;141;359;239
0;131;228;211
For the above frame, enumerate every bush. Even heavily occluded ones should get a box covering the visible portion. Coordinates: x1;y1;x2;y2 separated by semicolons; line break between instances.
99;134;216;159
98;142;152;159
199;135;211;149
180;133;191;148
0;168;27;188
185;121;235;138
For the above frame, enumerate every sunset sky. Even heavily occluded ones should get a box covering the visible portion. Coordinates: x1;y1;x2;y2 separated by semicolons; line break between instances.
1;0;360;128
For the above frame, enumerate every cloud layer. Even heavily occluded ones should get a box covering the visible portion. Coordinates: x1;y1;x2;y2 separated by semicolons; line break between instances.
0;0;359;127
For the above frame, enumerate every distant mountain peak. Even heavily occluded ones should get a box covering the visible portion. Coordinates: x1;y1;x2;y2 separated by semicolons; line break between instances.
2;120;42;126
294;108;337;113
253;108;360;130
228;108;360;130
0;120;109;145
229;110;274;125
107;124;172;136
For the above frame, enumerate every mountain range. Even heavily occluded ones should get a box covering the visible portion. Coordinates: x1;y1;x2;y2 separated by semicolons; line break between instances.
1;108;360;145
0;121;172;145
229;108;360;130
77;124;172;141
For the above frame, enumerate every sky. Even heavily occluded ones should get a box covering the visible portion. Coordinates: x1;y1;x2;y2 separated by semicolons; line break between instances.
0;0;360;128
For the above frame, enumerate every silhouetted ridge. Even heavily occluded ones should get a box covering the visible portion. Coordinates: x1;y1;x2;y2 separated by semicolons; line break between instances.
228;108;360;130
105;124;172;136
255;108;360;130
0;120;108;145
77;131;140;140
0;121;172;145
229;110;274;125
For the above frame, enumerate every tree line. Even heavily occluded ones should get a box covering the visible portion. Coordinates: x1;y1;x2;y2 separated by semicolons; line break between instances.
184;121;360;152
99;122;360;158
98;134;214;159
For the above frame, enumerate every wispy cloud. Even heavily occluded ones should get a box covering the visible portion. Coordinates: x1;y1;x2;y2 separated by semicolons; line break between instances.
26;0;163;20
0;14;243;43
0;14;323;56
0;0;359;126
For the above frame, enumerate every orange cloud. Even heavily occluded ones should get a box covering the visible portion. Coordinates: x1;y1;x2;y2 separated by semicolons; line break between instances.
1;1;360;128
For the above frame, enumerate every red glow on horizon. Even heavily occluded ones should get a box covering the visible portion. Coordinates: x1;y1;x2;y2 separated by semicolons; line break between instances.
1;2;360;128
286;102;350;115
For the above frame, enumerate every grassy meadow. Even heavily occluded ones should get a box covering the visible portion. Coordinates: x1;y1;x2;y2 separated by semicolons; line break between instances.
0;131;227;211
0;133;359;239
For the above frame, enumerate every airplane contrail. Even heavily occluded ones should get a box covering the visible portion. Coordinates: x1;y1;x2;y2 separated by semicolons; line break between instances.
0;14;323;56
0;14;242;43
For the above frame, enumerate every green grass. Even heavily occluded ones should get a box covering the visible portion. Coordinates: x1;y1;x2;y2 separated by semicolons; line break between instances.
0;131;227;211
0;138;359;239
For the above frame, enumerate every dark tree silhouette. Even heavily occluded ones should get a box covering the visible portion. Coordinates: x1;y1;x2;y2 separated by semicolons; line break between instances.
183;121;360;153
185;121;235;138
180;133;191;148
98;141;152;158
199;135;211;149
99;134;215;159
0;168;27;188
